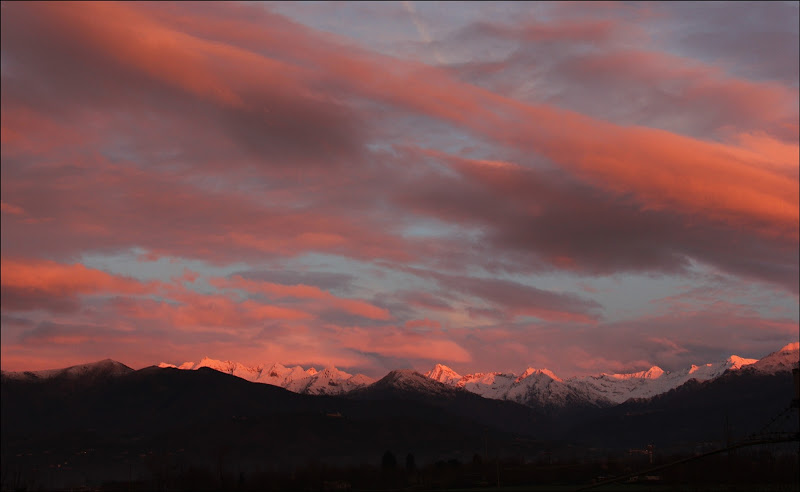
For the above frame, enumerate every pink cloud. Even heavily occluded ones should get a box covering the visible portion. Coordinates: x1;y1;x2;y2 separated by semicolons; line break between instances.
174;268;200;284
0;258;155;297
125;286;316;330
404;318;442;331
395;148;797;292
212;275;391;320
332;325;472;363
3;1;795;272
0;201;25;216
0;151;418;265
398;291;456;313
0;2;796;375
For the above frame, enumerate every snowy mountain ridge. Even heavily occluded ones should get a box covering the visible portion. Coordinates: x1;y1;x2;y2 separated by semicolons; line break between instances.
367;369;462;397
3;343;795;406
67;342;798;403
1;359;133;381
158;357;373;395
424;343;798;406
748;342;800;374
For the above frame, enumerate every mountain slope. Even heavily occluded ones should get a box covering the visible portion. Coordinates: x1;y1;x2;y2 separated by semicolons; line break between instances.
564;368;798;449
425;363;463;385
423;350;769;409
1;364;555;490
748;342;800;374
567;355;758;404
347;370;550;437
1;359;133;383
160;357;373;395
2;346;796;490
150;342;793;405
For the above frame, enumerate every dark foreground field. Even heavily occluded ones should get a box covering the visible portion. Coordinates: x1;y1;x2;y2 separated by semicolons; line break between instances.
2;364;797;491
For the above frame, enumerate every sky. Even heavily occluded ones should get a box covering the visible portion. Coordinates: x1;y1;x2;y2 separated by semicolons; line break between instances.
1;1;798;378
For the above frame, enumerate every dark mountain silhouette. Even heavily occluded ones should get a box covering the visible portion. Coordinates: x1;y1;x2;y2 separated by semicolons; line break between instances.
2;359;797;490
1;362;550;490
1;358;133;384
347;369;549;436
564;368;798;450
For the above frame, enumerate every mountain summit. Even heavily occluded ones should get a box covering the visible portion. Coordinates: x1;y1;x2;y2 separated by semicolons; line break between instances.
420;348;785;407
25;342;787;407
1;359;133;382
424;364;462;385
157;357;373;395
748;342;800;374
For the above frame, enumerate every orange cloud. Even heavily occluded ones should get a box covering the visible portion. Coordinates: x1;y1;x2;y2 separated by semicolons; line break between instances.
404;318;442;330
334;325;472;362
0;259;152;297
1;201;25;216
1;105;91;155
26;2;245;108
1;1;797;375
145;286;315;329
522;120;799;239
213;275;391;320
6;0;794;261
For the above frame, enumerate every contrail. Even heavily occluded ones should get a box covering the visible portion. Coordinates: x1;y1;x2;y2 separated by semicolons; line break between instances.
401;1;446;65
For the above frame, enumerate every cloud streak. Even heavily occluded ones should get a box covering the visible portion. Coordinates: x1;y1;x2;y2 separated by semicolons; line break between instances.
1;1;796;375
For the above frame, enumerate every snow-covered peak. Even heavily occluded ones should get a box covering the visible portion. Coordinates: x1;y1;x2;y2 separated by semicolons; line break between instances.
516;367;536;382
750;342;800;374
505;367;608;409
319;366;351;378
451;372;515;399
541;368;561;381
156;357;372;395
383;369;425;382
696;356;749;375
569;353;765;405
784;342;799;351
349;373;374;386
425;363;462;385
261;362;287;375
192;357;265;382
569;367;672;404
535;368;562;381
285;365;375;395
727;355;758;370
253;362;292;385
683;355;755;380
607;366;665;380
194;357;231;372
372;369;457;396
515;367;562;383
381;369;431;386
421;349;772;408
2;359;133;381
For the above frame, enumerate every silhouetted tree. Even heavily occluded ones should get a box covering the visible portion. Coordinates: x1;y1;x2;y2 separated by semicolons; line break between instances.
381;451;396;471
405;453;416;472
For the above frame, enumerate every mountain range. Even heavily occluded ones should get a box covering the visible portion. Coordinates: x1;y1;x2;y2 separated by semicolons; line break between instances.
157;357;374;395
2;342;797;490
424;352;771;410
4;343;796;410
93;341;800;410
